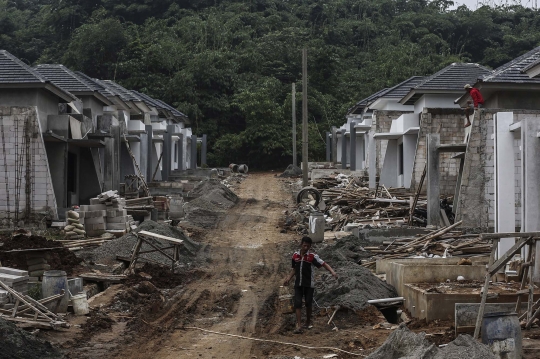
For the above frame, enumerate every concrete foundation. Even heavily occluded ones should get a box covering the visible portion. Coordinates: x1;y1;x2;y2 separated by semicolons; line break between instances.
387;262;486;296
404;283;540;322
375;256;489;275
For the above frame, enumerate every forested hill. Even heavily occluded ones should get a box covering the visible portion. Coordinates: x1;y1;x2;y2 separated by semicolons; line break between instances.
1;0;539;167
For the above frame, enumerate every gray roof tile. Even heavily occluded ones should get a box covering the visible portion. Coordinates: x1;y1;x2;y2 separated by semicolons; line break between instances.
35;64;96;93
72;72;116;97
101;80;141;102
482;46;540;83
381;76;425;98
0;50;48;84
415;63;492;90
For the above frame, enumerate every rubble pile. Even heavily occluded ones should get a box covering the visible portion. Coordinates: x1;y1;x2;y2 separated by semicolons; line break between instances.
221;173;247;190
285;173;430;235
366;324;496;359
361;221;491;269
184;179;239;228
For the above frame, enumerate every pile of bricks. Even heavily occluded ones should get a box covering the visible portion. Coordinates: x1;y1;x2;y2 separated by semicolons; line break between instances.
63;210;86;239
79;190;135;238
0;267;29;310
27;253;50;279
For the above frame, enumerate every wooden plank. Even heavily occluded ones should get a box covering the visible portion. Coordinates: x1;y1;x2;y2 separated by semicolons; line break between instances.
474;239;498;339
480;232;540;240
487;237;531;275
79;273;126;283
138;231;184;245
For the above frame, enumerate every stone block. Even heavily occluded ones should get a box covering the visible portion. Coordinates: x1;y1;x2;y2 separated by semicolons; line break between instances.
0;267;28;277
86;229;106;237
83;216;105;225
86;223;106;231
27;263;50;272
106;223;127;230
80;210;107;219
107;209;127;217
80;204;107;211
107;216;128;223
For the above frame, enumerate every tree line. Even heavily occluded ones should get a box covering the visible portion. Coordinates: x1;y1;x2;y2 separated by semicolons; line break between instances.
1;0;539;168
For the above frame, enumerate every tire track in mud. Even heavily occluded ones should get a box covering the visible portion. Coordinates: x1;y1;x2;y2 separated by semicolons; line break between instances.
117;173;294;359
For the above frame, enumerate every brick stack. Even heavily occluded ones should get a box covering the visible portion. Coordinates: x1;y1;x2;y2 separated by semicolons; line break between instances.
63;210;86;239
27;254;50;279
0;267;29;309
79;191;132;238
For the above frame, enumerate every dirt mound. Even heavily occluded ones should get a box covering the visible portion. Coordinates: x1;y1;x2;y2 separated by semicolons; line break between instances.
0;317;62;359
315;262;398;311
279;164;302;178
81;220;201;267
366;324;496;359
0;235;83;275
317;234;374;265
81;311;115;335
125;263;206;289
184;179;239;228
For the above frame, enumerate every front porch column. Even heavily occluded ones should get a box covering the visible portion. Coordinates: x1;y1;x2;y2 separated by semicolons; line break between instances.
162;125;174;181
145;125;153;182
201;134;207;166
368;132;376;189
326;131;331;162
341;129;347;169
177;134;184;171
331;126;338;165
427;133;440;226
350;122;356;171
494;112;515;259
190;135;197;169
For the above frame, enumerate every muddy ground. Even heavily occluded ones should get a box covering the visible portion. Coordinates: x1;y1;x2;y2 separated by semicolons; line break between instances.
32;173;540;359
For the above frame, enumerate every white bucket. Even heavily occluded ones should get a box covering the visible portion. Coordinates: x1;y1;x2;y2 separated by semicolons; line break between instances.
71;293;89;316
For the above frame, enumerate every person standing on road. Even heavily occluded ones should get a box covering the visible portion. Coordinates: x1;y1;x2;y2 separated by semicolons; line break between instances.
463;84;484;128
283;236;338;334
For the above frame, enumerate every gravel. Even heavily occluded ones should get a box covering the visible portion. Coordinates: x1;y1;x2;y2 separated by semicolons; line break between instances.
315;261;398;311
366;324;497;359
184;179;239;228
79;221;201;267
316;234;374;265
0;317;62;359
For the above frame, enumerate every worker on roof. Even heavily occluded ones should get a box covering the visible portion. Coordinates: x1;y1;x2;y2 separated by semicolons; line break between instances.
283;236;338;334
463;84;484;128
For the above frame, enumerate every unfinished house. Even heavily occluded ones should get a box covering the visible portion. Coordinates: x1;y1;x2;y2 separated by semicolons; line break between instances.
0;50;78;223
373;63;491;202
453;46;540;256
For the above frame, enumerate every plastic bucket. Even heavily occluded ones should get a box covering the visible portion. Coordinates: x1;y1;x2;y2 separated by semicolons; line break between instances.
71;293;89;316
482;312;522;359
42;270;69;313
308;212;325;243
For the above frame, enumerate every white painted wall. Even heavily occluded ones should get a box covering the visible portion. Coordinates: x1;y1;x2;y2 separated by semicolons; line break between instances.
380;140;398;187
414;94;460;114
403;134;418;188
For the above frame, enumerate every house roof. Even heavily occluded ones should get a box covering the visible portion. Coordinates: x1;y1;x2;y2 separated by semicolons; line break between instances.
348;88;389;114
101;80;142;102
73;72;116;97
481;46;540;84
381;76;425;98
0;50;76;102
133;91;188;120
35;65;111;105
400;63;492;105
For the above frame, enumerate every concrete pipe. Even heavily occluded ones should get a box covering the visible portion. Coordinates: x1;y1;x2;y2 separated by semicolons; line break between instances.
229;163;239;173
238;164;249;174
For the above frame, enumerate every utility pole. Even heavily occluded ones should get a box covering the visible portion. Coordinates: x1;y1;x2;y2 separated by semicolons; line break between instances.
302;49;308;187
292;83;297;167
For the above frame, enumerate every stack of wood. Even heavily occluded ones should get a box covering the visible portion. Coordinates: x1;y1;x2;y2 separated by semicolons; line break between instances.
361;221;492;269
153;196;170;211
63;211;85;239
56;232;115;251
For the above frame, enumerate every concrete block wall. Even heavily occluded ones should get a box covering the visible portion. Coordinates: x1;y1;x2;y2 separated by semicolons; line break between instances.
372;110;406;178
0;106;57;223
410;108;466;195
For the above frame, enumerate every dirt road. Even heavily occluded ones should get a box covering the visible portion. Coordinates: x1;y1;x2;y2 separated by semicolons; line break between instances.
120;172;295;358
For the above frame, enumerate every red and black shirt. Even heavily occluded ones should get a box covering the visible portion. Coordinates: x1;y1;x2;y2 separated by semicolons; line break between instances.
291;250;325;288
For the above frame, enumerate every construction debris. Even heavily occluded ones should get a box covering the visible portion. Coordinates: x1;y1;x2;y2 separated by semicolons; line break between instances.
366;324;496;359
279;164;302;178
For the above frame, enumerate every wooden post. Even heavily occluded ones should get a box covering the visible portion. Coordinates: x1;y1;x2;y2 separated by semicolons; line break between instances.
302;48;308;187
292;83;297;168
528;242;536;324
473;238;498;339
516;244;533;314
